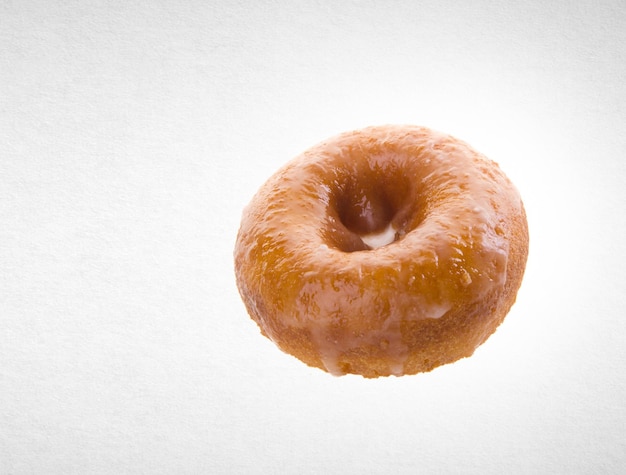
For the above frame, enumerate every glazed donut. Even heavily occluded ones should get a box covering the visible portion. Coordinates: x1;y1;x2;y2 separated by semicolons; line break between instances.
234;125;528;378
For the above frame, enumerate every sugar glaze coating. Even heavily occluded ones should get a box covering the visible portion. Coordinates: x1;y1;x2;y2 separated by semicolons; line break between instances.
234;125;528;378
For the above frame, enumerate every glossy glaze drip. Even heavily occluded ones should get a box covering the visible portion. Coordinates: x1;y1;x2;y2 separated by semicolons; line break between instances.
361;223;397;249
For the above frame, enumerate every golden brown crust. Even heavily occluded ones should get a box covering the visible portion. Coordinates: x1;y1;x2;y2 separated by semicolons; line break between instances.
234;125;529;377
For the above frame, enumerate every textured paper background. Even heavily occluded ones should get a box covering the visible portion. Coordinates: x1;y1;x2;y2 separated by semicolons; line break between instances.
2;1;625;473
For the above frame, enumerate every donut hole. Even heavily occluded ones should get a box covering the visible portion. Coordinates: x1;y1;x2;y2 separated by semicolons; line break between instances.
332;174;412;251
338;187;394;236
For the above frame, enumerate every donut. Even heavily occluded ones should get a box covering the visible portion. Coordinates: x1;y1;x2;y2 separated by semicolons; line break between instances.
234;125;528;378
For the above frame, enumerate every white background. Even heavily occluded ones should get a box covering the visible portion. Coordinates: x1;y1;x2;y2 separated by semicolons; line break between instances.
2;1;625;473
